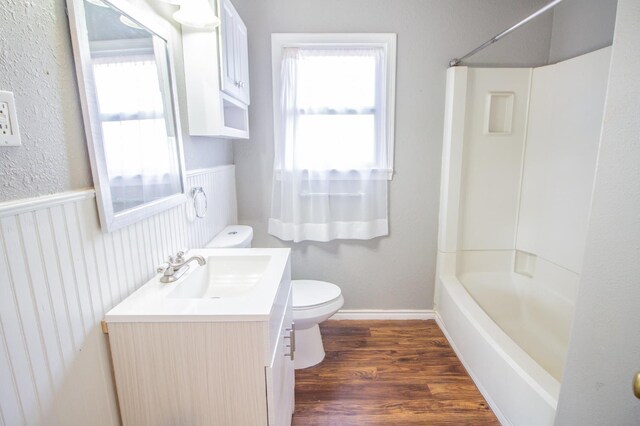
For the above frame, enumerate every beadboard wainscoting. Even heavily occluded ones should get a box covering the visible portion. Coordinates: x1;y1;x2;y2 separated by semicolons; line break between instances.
0;165;237;426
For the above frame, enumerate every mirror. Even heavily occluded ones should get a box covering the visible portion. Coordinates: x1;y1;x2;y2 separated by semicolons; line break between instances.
68;0;186;232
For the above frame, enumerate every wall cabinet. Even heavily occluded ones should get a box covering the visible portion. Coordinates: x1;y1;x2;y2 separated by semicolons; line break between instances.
182;0;250;138
220;0;250;104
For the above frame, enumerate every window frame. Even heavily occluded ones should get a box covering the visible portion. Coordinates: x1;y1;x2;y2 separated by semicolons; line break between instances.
271;33;397;180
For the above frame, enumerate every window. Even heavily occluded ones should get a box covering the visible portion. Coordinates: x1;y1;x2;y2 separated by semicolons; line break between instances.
272;33;396;178
269;34;396;243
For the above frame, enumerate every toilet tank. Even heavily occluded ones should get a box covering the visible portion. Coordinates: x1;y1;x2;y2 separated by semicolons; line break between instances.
205;225;253;248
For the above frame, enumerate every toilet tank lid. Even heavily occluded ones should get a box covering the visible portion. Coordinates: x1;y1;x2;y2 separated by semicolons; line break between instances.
206;225;253;248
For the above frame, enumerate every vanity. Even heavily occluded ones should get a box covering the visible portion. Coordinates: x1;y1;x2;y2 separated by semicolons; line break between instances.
105;248;295;426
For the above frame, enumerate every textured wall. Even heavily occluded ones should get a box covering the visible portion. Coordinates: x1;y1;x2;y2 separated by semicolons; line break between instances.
230;0;553;310
0;0;91;201
0;0;234;203
548;0;617;63
554;1;640;424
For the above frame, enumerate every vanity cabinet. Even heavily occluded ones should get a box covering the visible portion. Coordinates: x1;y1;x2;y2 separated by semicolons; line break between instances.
106;252;294;426
219;0;250;104
182;0;250;138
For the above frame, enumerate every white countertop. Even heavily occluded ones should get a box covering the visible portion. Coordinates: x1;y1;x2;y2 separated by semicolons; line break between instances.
105;248;291;323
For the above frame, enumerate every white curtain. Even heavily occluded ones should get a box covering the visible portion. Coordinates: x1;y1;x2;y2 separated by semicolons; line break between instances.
269;47;389;242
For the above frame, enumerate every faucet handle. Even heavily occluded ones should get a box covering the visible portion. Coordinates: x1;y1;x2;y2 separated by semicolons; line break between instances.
157;262;170;273
174;249;190;262
176;249;187;261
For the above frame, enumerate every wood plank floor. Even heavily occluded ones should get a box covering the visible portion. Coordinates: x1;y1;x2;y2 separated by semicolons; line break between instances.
292;320;499;425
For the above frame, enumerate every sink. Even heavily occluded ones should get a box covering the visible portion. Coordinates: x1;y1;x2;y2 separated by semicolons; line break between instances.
168;255;271;299
104;248;291;322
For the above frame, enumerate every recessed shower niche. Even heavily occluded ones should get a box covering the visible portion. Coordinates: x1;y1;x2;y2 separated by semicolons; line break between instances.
484;91;515;135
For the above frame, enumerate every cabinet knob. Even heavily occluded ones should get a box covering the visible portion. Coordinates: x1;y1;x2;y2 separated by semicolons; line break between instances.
238;81;245;88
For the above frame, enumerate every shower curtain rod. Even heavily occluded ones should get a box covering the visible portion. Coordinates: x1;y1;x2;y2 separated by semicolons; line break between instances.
449;0;565;67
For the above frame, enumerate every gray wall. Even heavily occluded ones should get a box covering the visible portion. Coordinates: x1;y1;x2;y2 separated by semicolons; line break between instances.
231;0;553;310
555;0;640;423
0;0;233;203
548;0;618;63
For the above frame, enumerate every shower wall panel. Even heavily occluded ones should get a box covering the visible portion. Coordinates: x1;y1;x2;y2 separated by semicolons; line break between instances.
458;68;531;251
516;48;612;274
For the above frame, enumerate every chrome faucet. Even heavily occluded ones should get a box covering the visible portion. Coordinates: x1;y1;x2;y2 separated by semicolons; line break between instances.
157;250;206;283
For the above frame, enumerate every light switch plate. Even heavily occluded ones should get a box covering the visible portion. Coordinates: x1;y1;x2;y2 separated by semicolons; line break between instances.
0;91;21;147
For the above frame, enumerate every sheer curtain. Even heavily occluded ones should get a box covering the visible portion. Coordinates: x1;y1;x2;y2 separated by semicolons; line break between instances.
269;47;389;242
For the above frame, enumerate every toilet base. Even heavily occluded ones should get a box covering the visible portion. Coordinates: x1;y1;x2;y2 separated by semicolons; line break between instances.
294;324;326;369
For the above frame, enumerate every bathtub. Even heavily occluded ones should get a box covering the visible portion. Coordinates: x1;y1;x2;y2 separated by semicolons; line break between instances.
435;250;578;426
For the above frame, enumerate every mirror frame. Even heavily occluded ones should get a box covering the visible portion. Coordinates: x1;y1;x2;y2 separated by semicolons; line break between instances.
67;0;188;232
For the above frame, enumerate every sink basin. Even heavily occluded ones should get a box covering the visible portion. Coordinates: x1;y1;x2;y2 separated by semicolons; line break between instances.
168;256;270;299
104;248;291;322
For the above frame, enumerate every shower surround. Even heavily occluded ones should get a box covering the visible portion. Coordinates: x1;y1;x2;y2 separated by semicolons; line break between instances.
435;47;611;425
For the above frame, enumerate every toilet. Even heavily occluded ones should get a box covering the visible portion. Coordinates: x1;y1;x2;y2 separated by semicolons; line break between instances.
206;225;344;369
290;279;344;368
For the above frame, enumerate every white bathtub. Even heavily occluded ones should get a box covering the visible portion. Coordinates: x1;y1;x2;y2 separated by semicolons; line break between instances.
435;250;578;426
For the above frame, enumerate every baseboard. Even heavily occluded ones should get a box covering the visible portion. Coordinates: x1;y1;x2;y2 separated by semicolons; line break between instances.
435;313;510;426
330;309;436;320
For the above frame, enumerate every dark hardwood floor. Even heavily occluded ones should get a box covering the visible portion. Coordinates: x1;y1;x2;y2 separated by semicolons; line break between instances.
292;320;499;425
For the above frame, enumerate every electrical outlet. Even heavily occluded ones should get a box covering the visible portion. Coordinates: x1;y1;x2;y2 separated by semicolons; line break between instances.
0;102;10;134
0;91;21;147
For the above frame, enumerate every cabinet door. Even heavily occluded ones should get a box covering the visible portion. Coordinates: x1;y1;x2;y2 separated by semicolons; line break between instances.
233;17;250;104
266;288;295;426
219;0;249;104
220;0;240;99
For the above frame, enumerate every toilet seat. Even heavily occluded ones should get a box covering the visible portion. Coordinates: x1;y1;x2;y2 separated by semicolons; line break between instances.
292;280;342;309
291;280;344;331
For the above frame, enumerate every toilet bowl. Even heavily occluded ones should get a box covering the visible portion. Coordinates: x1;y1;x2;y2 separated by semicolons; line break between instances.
206;225;343;369
292;280;344;369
